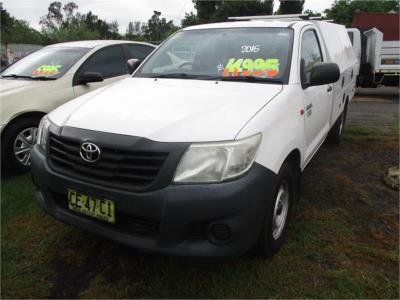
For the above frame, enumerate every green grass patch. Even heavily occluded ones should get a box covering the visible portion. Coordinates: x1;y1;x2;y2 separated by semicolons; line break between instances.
344;125;379;137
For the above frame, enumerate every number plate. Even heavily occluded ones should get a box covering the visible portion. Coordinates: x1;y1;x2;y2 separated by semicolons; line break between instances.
68;189;115;224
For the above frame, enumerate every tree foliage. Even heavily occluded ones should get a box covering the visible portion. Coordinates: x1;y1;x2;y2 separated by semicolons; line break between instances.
1;9;46;44
277;0;305;14
188;0;274;24
213;0;274;21
141;11;178;42
325;0;400;26
303;9;321;17
39;1;120;42
181;12;200;28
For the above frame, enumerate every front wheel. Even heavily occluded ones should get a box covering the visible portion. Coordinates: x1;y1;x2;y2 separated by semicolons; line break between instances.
257;162;295;258
1;116;42;174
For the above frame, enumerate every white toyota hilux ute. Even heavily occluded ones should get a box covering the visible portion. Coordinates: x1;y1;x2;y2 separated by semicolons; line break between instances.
31;15;358;259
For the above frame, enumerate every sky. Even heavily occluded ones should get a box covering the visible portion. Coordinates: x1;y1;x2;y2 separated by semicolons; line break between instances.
2;0;335;32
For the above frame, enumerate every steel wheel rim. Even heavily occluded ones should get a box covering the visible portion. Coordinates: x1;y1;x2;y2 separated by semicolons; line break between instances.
272;181;290;240
13;127;38;166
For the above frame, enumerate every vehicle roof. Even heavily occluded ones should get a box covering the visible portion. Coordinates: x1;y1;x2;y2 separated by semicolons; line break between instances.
182;20;311;30
45;40;155;49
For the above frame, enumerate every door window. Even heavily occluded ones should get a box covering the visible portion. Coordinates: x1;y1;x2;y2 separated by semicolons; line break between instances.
79;45;127;79
301;30;323;84
124;44;154;61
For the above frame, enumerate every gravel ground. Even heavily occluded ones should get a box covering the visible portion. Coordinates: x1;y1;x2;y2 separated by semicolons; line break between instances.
348;87;399;130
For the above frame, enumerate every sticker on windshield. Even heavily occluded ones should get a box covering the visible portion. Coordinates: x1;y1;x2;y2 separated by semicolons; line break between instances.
222;58;280;77
32;65;62;76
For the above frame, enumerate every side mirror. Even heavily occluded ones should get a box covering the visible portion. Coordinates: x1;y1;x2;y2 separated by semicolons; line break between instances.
308;62;340;87
78;72;103;85
127;58;141;74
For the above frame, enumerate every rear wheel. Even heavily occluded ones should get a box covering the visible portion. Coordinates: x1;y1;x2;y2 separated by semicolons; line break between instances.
1;116;42;174
257;162;295;258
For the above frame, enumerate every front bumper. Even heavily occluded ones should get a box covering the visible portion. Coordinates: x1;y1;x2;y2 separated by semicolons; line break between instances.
31;145;277;259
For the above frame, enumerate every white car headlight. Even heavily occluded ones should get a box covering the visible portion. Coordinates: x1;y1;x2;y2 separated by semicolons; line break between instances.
174;133;262;183
36;116;51;151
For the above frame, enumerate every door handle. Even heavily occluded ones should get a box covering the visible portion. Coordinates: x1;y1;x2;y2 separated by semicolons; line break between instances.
327;86;333;92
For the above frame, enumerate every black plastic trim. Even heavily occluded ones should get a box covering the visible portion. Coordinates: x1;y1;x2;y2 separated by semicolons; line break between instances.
46;124;190;192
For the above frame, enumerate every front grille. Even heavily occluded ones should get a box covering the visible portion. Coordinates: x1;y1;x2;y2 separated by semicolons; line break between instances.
52;191;160;237
48;134;168;190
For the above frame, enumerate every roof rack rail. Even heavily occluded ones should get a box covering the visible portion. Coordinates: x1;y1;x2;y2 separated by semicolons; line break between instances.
228;14;332;22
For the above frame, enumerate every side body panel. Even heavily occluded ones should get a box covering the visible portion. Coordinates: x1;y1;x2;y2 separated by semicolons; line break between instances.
236;85;306;174
315;21;358;126
0;75;75;127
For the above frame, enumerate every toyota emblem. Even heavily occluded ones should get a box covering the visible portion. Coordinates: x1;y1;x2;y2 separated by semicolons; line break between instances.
80;142;101;163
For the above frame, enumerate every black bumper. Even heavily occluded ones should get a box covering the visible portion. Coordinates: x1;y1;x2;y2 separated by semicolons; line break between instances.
31;145;277;259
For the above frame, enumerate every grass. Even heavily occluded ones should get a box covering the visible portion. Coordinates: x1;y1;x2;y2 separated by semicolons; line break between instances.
1;123;399;299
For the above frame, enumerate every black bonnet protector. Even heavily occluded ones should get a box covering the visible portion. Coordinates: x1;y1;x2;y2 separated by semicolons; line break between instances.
47;124;191;192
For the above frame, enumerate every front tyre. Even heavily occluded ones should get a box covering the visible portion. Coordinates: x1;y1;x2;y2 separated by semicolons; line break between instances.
1;116;42;174
257;162;295;258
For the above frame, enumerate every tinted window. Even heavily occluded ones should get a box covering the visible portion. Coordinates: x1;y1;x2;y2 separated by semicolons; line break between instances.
80;45;127;78
301;30;323;81
1;47;89;79
124;44;154;60
134;28;294;84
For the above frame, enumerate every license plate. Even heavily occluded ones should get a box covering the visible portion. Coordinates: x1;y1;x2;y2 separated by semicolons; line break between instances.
68;189;115;224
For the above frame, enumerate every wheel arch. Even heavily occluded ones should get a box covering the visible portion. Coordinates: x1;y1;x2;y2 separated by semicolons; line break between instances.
1;111;46;136
282;148;301;174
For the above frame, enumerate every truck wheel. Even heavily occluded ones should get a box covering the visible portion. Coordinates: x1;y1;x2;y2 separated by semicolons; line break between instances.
257;162;295;258
1;116;42;174
328;103;348;144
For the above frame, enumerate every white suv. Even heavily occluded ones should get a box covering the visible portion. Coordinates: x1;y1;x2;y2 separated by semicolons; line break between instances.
31;16;357;259
1;40;155;173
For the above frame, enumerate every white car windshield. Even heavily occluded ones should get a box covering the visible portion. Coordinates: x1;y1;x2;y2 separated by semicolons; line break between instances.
1;46;90;80
135;27;294;83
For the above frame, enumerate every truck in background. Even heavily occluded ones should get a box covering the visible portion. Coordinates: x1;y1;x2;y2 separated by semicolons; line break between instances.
348;12;400;87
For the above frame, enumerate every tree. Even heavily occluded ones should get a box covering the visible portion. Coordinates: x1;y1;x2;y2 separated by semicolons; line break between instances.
325;0;399;27
303;9;321;17
213;0;274;21
39;1;63;30
142;11;178;42
181;12;200;28
1;8;45;44
190;1;274;24
194;0;217;23
107;20;120;39
277;0;305;14
40;2;121;42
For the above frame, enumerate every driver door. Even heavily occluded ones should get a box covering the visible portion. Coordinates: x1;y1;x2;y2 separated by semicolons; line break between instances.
301;29;332;160
73;45;129;97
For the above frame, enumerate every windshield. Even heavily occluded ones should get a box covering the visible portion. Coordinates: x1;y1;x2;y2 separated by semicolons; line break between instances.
1;46;90;79
135;28;294;83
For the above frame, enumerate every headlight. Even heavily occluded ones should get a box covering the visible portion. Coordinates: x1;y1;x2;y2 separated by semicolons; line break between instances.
36;116;51;151
174;133;262;183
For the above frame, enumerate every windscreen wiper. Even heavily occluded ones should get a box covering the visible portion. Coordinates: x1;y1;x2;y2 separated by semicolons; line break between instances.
2;74;33;79
150;73;206;79
1;74;56;80
219;75;283;84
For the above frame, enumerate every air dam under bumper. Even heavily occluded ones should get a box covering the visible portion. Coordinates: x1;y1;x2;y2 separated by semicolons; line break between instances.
31;145;277;259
